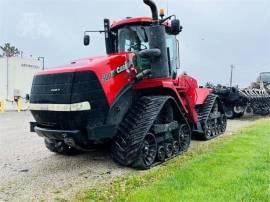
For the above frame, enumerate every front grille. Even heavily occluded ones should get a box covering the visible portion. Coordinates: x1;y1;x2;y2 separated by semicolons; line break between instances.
31;72;73;104
30;71;109;129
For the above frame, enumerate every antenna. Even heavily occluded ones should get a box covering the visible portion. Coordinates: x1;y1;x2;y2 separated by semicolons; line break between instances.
167;0;169;15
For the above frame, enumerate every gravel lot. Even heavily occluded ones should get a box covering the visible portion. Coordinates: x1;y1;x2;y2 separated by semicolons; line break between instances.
0;111;263;201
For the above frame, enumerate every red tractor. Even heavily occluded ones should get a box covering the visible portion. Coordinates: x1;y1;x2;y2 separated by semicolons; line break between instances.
30;0;227;169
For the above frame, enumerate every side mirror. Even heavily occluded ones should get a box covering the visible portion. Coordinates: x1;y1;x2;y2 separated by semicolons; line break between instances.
139;48;161;58
84;35;90;46
170;19;182;35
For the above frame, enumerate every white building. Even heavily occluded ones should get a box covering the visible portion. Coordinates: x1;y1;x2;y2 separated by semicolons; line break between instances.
0;57;42;110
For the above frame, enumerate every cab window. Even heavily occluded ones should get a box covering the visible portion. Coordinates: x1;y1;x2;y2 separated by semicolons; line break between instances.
117;26;149;52
166;34;178;76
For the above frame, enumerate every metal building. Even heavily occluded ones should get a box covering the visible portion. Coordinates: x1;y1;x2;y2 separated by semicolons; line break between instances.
0;57;42;110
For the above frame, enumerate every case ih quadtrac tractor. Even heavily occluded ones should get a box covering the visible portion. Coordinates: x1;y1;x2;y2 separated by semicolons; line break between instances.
30;0;227;169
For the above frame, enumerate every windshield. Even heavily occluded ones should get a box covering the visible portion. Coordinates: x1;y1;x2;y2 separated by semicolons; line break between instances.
260;72;270;82
117;26;149;52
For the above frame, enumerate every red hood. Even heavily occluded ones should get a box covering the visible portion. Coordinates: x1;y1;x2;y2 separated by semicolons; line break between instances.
34;52;134;106
36;52;129;76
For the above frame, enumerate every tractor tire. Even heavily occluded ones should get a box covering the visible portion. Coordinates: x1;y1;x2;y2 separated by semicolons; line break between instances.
111;96;191;170
225;110;235;119
44;139;82;155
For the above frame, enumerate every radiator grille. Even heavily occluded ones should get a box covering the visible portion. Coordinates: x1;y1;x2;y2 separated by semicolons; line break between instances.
30;71;109;129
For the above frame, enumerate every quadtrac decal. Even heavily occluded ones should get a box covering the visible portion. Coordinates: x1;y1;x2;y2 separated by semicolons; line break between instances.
102;63;129;81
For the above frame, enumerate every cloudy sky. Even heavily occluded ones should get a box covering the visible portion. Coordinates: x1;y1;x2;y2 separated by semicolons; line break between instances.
0;0;269;87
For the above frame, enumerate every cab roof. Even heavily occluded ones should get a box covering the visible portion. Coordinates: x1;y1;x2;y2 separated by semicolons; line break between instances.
111;17;153;30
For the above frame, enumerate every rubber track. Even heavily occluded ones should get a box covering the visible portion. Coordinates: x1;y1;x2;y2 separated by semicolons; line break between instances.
197;94;218;123
111;96;172;166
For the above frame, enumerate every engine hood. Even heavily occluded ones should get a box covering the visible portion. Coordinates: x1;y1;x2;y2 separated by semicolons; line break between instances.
33;52;135;106
36;52;130;76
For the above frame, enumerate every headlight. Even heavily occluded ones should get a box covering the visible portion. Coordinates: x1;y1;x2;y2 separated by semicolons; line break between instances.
30;101;91;112
71;102;91;111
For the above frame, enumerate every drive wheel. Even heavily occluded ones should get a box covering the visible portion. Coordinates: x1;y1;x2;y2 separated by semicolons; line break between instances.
132;133;157;169
225;109;235;119
44;139;81;155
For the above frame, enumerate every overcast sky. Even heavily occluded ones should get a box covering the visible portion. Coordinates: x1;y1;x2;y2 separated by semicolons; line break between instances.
0;0;269;87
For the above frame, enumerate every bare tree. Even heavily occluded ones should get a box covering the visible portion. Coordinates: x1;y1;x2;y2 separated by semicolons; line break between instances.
0;43;20;57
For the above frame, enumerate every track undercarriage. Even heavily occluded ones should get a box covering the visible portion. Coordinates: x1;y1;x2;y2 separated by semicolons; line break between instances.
112;94;227;169
197;94;227;140
111;96;191;169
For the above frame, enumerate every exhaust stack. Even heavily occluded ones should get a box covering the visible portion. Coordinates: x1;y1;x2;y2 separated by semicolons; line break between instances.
142;0;169;78
143;0;158;21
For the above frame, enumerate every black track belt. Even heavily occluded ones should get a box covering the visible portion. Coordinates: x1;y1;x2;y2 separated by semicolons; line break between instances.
112;96;172;166
196;94;218;123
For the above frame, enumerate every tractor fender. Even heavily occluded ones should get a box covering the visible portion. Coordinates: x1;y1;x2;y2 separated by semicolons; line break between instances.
195;88;212;105
105;84;135;126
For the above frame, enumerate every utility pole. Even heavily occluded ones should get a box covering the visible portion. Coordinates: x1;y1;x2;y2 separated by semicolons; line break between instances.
230;64;234;87
38;56;45;70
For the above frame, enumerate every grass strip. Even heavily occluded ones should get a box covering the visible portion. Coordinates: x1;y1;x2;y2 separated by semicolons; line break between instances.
78;119;270;202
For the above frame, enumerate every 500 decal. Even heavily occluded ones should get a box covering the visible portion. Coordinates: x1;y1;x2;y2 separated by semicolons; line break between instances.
102;63;128;81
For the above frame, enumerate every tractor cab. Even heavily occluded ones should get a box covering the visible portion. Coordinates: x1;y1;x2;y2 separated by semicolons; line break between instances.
84;9;182;79
259;72;270;84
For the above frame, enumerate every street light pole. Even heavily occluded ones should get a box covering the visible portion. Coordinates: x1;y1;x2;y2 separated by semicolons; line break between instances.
230;64;235;87
38;56;45;70
6;57;9;99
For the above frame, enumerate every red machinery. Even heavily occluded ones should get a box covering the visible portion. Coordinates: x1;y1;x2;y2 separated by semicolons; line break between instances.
30;0;227;169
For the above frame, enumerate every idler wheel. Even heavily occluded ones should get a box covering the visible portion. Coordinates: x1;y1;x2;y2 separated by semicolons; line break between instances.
132;132;157;169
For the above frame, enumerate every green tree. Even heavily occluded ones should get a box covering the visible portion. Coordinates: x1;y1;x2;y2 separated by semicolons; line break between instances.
0;43;20;57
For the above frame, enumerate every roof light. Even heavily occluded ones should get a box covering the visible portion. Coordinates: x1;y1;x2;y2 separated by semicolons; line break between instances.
160;8;165;19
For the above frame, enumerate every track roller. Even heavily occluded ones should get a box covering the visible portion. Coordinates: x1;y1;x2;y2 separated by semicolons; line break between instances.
156;145;166;162
165;142;173;158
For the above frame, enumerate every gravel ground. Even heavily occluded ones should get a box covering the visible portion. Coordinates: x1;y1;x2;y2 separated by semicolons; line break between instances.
0;111;263;201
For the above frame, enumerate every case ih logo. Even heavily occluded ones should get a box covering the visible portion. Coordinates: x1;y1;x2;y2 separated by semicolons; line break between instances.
102;63;128;81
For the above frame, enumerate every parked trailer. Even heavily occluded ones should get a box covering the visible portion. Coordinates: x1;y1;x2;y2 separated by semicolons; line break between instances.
210;84;270;119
